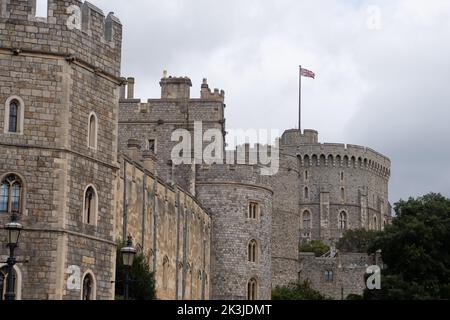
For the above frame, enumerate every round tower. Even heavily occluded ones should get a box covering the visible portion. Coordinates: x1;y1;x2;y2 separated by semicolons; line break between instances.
195;160;273;300
271;129;391;288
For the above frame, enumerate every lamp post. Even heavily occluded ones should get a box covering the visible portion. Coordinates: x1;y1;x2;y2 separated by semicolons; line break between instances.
4;211;23;301
121;236;136;300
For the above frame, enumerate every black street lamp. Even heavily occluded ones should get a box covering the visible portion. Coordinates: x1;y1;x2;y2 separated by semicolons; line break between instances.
4;211;23;301
121;236;136;300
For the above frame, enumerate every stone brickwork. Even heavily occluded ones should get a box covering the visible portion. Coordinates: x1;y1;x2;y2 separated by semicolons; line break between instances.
298;252;382;299
114;146;211;300
271;129;391;291
0;0;122;300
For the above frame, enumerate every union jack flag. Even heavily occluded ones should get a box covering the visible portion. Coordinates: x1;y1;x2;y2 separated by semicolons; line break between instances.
300;67;315;79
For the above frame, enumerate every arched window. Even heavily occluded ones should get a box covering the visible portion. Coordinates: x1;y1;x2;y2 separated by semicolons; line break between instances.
87;112;98;149
81;272;95;300
340;171;344;181
339;211;347;230
0;174;24;214
304;187;309;200
373;215;378;230
248;240;258;263
304;170;308;181
4;97;24;134
302;210;311;230
248;202;259;219
0;266;20;300
247;278;258;300
324;270;333;282
162;257;169;290
340;187;345;202
83;185;97;225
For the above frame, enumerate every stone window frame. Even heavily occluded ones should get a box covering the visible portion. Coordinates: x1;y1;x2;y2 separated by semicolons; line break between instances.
324;270;334;282
340;187;346;203
247;277;258;300
146;138;157;154
87;112;98;150
304;186;309;200
247;201;260;220
373;215;378;230
80;270;97;300
4;96;25;135
82;184;98;226
0;173;27;216
338;210;348;230
0;264;22;300
247;239;258;263
301;209;312;231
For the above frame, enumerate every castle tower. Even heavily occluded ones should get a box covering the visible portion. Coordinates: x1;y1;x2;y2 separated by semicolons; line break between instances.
118;76;226;193
0;0;122;299
271;129;391;288
195;155;273;300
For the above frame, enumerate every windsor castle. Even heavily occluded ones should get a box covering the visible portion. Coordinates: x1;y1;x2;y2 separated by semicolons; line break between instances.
0;1;391;300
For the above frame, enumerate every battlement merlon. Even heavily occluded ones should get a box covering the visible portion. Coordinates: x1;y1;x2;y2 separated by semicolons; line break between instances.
0;0;123;77
119;75;226;103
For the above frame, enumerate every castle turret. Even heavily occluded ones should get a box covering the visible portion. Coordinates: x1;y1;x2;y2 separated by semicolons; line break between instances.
160;76;192;99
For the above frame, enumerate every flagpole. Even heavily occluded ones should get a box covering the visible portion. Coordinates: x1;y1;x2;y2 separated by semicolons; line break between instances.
299;65;302;131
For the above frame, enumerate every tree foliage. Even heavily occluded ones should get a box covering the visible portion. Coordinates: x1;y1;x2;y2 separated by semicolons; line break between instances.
364;193;450;300
336;229;380;253
272;281;326;300
299;240;330;257
115;241;156;300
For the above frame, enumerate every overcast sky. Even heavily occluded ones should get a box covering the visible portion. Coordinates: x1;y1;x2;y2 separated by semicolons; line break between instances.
88;0;450;204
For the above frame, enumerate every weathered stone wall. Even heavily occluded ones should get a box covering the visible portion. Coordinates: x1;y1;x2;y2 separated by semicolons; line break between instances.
115;151;212;300
118;77;225;191
196;164;273;300
271;129;391;291
298;252;376;299
0;0;122;300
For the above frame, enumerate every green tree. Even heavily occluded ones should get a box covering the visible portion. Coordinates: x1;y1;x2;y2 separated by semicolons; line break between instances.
115;241;156;300
299;240;330;257
336;229;380;253
364;193;450;300
272;281;326;300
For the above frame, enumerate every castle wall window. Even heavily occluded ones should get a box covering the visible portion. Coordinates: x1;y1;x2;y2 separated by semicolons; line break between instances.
0;174;24;214
304;170;308;181
87;112;98;149
247;278;258;300
81;272;96;300
339;211;347;230
302;210;311;230
147;139;156;153
248;202;259;219
0;266;18;300
248;240;258;263
4;96;25;134
83;185;98;225
340;171;344;181
340;187;345;202
304;187;309;200
324;270;333;282
373;215;378;230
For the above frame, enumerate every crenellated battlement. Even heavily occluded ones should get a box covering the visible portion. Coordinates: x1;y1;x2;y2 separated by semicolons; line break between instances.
0;0;122;76
200;78;225;102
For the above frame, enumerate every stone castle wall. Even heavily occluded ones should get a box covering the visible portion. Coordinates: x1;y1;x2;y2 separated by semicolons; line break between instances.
271;129;391;289
0;0;122;300
114;148;212;300
195;164;273;300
